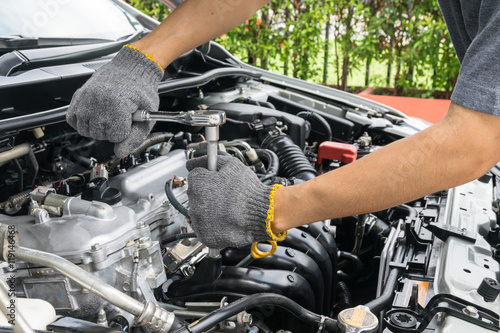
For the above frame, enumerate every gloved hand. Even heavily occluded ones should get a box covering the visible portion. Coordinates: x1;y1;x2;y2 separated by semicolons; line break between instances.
186;155;279;249
66;45;164;158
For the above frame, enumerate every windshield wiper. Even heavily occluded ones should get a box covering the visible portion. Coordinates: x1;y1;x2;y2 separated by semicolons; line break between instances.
0;31;142;76
0;37;117;51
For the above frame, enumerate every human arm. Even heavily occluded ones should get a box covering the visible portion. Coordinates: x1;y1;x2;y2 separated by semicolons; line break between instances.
67;0;269;157
186;102;500;247
131;0;271;68
272;102;500;233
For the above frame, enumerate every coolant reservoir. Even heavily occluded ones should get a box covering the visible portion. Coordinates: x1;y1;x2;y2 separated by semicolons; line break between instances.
337;305;378;333
0;298;56;330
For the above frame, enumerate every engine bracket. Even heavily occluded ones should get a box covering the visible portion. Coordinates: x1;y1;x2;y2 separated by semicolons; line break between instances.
384;293;499;333
427;222;477;243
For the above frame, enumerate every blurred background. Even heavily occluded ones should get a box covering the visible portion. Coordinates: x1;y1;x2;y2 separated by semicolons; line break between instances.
125;0;459;100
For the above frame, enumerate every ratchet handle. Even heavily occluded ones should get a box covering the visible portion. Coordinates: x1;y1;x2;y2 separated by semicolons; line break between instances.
251;241;277;259
131;109;226;126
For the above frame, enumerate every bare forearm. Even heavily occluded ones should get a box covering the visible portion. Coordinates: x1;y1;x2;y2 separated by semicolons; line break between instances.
273;103;500;232
132;0;269;68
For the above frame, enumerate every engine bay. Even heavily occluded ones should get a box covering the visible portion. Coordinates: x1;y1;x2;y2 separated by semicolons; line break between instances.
0;43;499;333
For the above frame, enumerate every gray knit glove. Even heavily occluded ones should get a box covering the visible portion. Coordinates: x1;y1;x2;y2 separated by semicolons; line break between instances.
66;46;164;158
186;155;274;249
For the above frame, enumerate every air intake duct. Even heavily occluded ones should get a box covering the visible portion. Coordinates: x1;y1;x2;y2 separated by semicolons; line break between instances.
261;135;317;181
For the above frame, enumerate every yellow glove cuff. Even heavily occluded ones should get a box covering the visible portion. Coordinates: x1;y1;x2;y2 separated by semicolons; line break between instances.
123;44;164;73
265;184;288;242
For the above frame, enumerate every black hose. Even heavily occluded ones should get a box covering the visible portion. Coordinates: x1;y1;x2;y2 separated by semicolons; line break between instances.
254;149;279;182
161;232;197;245
391;204;418;219
337;251;363;282
61;138;96;169
297;111;333;141
132;132;174;158
179;293;337;333
336;281;352;309
261;135;317;180
165;179;190;219
364;268;401;314
237;97;276;110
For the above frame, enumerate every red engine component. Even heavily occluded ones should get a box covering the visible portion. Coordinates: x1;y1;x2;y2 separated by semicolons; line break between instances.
316;142;357;165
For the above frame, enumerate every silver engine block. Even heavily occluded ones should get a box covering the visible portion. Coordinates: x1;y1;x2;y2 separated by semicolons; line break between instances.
0;150;190;324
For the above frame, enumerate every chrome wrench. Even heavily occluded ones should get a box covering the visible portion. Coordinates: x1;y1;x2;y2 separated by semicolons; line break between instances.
132;109;226;171
133;109;226;258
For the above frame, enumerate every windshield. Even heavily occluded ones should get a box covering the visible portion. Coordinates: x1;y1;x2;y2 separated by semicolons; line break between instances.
0;0;141;40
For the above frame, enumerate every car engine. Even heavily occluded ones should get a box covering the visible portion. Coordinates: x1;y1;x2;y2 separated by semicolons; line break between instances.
0;41;499;333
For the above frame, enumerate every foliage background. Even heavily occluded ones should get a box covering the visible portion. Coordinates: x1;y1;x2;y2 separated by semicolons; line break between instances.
126;0;460;98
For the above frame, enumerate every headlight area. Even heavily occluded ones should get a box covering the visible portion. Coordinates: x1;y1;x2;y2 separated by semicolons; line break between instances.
0;81;498;333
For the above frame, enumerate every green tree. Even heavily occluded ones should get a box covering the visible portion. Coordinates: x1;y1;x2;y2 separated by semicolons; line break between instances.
125;0;171;21
127;0;460;97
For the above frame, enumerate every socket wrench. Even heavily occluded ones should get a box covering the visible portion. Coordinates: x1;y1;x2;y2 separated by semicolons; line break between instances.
133;109;226;258
133;109;225;171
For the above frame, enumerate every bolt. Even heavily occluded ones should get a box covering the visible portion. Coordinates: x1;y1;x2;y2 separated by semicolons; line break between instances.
182;266;195;276
241;313;252;325
91;243;101;251
463;305;479;318
287;275;295;283
285;248;295;257
301;232;308;238
136;221;146;229
225;322;236;329
138;237;152;249
97;308;107;326
436;312;446;325
323;225;330;233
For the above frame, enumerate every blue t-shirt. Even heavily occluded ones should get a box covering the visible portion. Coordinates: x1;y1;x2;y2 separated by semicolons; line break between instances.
439;0;500;115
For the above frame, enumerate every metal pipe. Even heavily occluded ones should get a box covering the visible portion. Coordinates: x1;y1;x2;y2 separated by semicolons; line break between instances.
223;140;252;152
0;276;35;333
12;246;177;332
0;143;39;186
14;247;144;315
0;143;31;163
